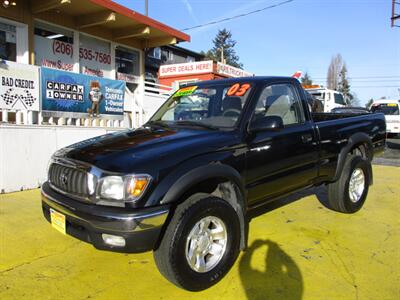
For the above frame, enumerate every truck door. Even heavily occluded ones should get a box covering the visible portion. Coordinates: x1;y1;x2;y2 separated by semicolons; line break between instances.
245;82;319;206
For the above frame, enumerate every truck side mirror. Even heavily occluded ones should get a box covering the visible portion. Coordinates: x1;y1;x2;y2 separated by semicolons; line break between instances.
249;115;284;133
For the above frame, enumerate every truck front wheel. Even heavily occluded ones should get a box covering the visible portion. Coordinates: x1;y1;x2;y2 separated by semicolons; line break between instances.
153;195;241;291
327;155;371;213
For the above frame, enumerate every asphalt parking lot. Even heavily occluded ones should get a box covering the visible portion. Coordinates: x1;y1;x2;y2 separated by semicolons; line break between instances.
0;164;399;300
373;138;400;167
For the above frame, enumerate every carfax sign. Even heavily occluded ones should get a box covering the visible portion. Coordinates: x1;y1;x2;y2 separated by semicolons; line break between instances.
41;67;125;119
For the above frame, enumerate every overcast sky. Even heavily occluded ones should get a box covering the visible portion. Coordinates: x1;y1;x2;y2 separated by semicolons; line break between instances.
116;0;400;105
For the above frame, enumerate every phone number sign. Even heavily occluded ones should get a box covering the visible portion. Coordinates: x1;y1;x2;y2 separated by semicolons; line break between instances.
79;35;112;78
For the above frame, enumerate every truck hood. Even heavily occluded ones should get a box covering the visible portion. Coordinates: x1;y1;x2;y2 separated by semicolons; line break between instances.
60;126;238;173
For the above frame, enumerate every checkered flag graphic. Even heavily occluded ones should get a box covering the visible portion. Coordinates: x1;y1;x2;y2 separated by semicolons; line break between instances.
1;88;17;106
1;88;37;109
21;90;36;107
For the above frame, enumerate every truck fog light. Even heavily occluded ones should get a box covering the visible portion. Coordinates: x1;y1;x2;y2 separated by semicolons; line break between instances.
102;234;126;247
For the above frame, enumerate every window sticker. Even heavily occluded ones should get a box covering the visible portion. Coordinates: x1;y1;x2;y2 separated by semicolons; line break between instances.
227;83;251;97
173;86;197;98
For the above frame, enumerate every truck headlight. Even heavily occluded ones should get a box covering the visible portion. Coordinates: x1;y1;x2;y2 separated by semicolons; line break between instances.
98;174;151;201
46;159;53;181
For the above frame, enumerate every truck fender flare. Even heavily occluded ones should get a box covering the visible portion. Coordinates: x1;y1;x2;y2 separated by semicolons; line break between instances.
333;132;373;183
160;163;248;249
160;163;245;205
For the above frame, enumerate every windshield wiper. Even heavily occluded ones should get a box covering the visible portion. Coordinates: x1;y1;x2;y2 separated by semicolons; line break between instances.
176;120;219;130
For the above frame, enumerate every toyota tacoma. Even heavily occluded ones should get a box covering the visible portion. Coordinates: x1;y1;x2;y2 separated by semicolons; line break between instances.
42;77;386;291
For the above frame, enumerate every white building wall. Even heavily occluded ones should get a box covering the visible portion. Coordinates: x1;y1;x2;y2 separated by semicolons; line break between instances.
0;125;124;193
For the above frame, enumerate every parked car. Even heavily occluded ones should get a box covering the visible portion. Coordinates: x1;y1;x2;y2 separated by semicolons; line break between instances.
42;77;386;291
370;99;400;137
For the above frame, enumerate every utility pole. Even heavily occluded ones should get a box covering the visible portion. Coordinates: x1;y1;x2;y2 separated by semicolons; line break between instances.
145;0;148;16
392;0;400;27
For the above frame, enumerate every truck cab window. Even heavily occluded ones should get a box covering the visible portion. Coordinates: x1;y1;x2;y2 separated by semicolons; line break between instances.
252;83;305;126
334;93;346;105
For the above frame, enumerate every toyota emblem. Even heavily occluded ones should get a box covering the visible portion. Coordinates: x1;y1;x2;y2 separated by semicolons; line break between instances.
60;173;68;185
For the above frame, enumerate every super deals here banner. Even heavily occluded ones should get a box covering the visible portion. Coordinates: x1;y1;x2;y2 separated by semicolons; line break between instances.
41;68;125;119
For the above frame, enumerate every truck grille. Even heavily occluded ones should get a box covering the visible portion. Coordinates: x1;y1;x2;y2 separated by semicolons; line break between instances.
48;163;89;196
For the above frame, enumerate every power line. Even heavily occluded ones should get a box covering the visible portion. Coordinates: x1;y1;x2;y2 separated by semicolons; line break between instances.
181;0;295;31
313;76;400;79
351;86;400;88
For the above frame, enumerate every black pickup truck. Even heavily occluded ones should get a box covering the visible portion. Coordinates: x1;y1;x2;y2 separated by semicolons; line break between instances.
41;77;386;291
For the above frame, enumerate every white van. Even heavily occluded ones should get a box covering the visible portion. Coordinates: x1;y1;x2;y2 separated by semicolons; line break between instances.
370;99;400;136
304;86;348;112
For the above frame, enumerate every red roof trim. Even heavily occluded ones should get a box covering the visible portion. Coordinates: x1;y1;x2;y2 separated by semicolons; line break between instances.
89;0;190;42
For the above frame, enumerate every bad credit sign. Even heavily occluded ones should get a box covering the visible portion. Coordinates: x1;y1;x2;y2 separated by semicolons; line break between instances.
159;61;213;77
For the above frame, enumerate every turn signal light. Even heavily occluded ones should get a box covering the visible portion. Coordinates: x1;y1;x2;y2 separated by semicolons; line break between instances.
127;176;151;199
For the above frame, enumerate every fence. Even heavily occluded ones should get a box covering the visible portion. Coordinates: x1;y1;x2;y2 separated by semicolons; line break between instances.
0;83;173;128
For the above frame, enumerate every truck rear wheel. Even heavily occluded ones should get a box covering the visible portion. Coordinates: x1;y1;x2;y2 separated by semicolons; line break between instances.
327;155;370;213
153;195;241;291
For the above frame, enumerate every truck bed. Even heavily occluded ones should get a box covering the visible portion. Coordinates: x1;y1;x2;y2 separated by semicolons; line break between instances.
311;112;371;122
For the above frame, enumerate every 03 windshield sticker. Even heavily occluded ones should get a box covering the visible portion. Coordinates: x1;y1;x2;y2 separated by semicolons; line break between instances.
173;86;198;98
226;83;251;97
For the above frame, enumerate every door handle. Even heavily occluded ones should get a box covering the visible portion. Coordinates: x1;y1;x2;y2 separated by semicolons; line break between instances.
301;134;313;143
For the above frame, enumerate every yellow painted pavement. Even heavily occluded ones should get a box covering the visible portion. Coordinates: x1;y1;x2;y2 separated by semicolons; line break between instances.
0;165;399;300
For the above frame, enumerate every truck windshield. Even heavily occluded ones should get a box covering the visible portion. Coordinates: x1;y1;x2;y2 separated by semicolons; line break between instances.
334;93;346;105
371;103;399;115
149;83;253;129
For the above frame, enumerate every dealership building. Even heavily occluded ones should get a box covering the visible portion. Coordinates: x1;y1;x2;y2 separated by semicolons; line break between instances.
0;0;190;127
0;0;190;192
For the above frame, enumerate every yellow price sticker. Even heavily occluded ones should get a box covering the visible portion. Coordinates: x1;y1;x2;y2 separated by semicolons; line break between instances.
173;86;197;98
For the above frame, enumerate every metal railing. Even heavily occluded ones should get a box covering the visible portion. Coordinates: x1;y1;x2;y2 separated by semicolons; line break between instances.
0;109;125;128
0;81;174;129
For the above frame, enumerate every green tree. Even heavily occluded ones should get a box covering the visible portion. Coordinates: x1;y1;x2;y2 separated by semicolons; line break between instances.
365;98;373;109
202;28;243;68
337;63;355;105
301;72;313;85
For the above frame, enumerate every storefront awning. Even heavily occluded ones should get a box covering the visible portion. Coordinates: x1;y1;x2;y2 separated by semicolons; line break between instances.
29;0;190;49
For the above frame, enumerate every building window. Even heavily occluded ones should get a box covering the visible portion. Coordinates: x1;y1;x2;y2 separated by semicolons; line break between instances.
116;47;139;76
0;22;16;62
79;34;112;78
115;46;140;93
149;47;161;59
186;56;195;62
164;50;173;61
34;22;74;71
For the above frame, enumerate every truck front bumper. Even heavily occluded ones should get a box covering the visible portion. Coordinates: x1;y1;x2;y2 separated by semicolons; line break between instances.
41;182;169;253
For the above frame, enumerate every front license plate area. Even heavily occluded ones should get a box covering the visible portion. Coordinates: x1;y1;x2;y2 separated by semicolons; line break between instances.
50;208;66;235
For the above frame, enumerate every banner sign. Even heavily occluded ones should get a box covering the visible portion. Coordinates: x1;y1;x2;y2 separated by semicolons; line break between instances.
216;62;254;78
41;67;125;119
0;60;40;111
34;34;112;77
159;60;213;77
34;35;75;72
79;35;112;78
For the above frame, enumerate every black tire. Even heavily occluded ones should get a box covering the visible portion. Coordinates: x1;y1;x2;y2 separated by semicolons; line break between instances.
153;195;241;291
327;155;371;213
